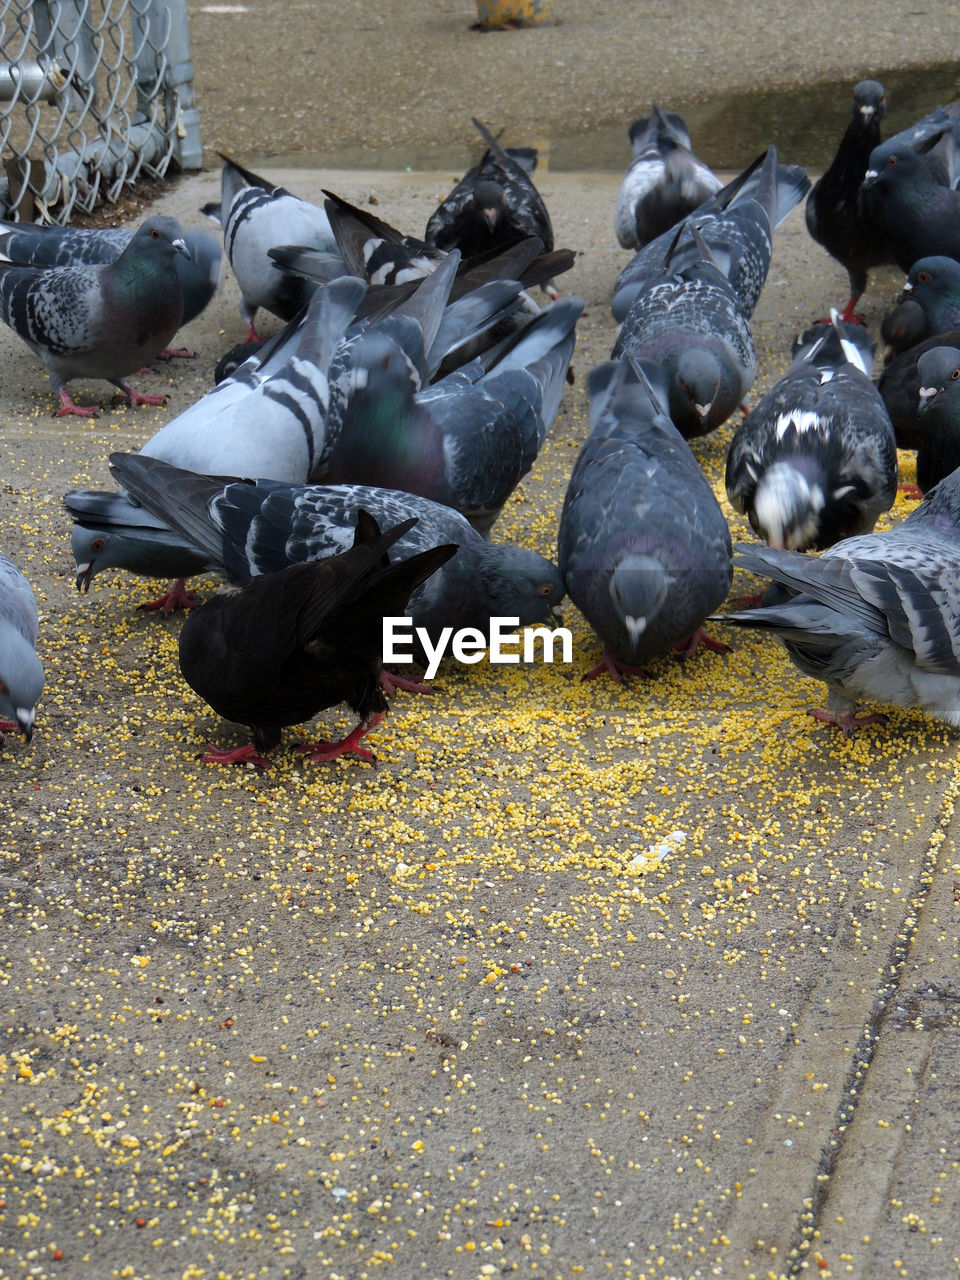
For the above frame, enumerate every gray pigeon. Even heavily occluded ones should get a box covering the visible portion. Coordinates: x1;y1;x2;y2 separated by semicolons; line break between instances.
0;214;190;417
725;313;897;550
613;146;810;323
107;453;566;660
715;470;960;731
862;133;960;273
0;219;222;331
914;345;960;495
0;553;44;744
209;153;337;341
613;227;757;438
615;106;721;251
324;295;583;534
558;361;733;682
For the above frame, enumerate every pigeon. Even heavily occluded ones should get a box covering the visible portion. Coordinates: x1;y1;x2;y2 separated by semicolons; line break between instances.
880;255;960;361
878;327;960;450
209;153;337;341
615;105;721;251
0;219;222;330
612;226;757;438
914;346;960;494
425;119;554;262
862;136;960;273
557;361;733;682
0;553;44;745
714;470;960;731
804;79;890;323
612;146;810;322
725;313;897;550
0;214;190;417
107;453;567;652
177;511;456;769
323;295;583;534
65;487;214;615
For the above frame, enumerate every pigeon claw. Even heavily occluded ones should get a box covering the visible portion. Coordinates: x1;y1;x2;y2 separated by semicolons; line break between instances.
897;483;924;502
300;712;386;764
56;390;99;419
671;628;730;660
582;649;652;684
380;669;433;697
138;579;198;616
116;386;167;409
809;707;888;736
202;742;273;769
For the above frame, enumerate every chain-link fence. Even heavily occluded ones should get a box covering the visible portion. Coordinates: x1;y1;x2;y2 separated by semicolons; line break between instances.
0;0;201;223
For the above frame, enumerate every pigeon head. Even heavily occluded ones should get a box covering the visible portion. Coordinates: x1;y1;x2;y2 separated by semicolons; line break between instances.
129;215;192;263
852;80;886;124
479;545;565;626
0;626;44;743
863;141;949;192
608;553;672;647
901;256;960;305
70;523;206;592
751;459;827;551
670;347;723;429
917;346;960;416
471;179;506;233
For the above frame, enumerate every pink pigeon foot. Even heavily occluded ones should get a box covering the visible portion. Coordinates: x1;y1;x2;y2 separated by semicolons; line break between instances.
582;648;652;684
838;296;865;326
138;578;198;616
809;707;887;736
202;743;273;769
299;712;386;763
380;669;433;696
115;384;167;409
898;483;923;501
56;389;99;418
244;320;263;344
671;628;730;660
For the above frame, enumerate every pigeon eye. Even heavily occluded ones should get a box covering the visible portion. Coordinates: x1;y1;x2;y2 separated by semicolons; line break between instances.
0;681;7;694
151;228;160;239
887;154;899;167
537;583;553;597
952;368;960;381
917;271;931;283
91;537;105;552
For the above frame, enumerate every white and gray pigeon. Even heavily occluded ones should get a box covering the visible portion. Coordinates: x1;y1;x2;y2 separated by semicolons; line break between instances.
0;214;190;417
323;295;583;534
615;105;721;251
558;361;733;682
0;219;222;331
612;226;757;438
613;146;810;323
208;153;338;341
715;469;960;732
725;312;898;551
107;453;567;657
0;553;44;745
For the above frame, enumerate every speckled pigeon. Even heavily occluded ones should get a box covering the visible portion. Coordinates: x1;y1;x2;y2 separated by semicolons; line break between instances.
804;79;891;323
615;105;721;251
0;214;189;417
208;153;338;341
726;313;897;550
0;553;44;745
177;512;456;769
612;146;810;322
323;295;582;534
425;119;554;265
557;361;733;682
714;470;960;732
0;219;221;332
612;226;757;438
108;453;566;654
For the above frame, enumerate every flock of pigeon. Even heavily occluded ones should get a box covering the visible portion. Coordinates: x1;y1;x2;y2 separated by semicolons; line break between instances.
3;92;960;764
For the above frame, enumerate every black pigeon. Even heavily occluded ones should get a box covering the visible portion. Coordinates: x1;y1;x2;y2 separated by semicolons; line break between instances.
714;470;960;732
177;512;456;769
613;146;810;322
612;226;756;439
804;79;889;323
880;255;960;361
615;105;721;251
914;345;960;495
0;215;190;417
425;119;554;262
726;314;896;550
862;134;960;273
106;453;567;651
558;361;732;682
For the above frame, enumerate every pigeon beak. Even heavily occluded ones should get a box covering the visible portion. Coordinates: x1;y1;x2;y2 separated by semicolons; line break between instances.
172;236;192;260
899;281;914;298
76;563;93;594
918;385;939;414
16;707;35;743
859;105;875;121
481;206;500;232
551;603;564;627
862;168;879;188
624;615;647;643
694;401;714;424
